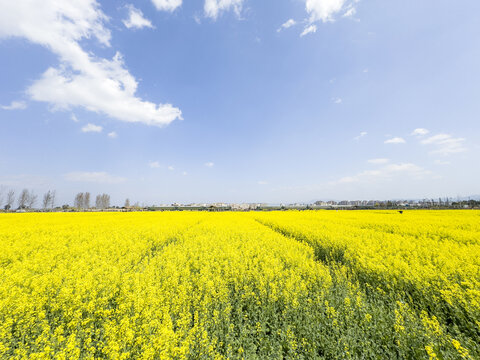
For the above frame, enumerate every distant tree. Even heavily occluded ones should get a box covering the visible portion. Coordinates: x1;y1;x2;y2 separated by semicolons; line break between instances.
42;191;50;210
18;189;30;209
6;190;15;210
102;194;110;209
0;185;5;209
27;191;38;209
84;192;91;209
50;190;56;209
74;193;84;209
95;194;110;209
124;198;130;207
42;190;54;210
95;194;102;209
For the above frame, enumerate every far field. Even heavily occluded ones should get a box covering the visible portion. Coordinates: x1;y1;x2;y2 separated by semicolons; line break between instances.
0;210;479;359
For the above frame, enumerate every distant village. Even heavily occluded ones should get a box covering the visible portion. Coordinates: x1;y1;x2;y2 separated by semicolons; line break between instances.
140;198;480;211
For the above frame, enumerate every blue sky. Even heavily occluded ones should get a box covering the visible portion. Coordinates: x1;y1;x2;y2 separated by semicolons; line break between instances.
1;0;479;206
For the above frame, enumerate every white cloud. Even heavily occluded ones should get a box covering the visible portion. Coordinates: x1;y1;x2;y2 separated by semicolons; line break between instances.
168;165;174;171
384;137;406;144
205;162;215;168
305;0;350;23
81;123;103;133
64;171;126;184
337;163;430;184
71;114;79;122
151;0;182;12
0;1;181;127
343;6;356;17
354;131;367;140
149;161;161;168
434;160;451;165
193;14;202;24
411;128;429;136
277;19;296;32
123;5;154;29
258;181;268;185
27;54;182;127
182;171;187;176
333;97;342;104
421;134;466;155
107;131;117;138
1;101;27;110
368;158;389;165
363;68;369;73
0;174;49;187
300;24;317;37
204;0;244;19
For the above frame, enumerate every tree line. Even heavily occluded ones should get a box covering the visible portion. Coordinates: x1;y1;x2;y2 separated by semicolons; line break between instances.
0;187;124;211
73;192;111;210
0;187;56;211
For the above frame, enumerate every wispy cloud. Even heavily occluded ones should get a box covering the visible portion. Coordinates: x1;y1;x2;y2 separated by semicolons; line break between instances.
1;101;27;110
354;131;367;140
332;97;342;104
421;134;466;155
277;19;296;32
168;165;174;171
384;137;406;144
336;163;430;184
149;161;161;168
204;0;243;19
300;24;317;37
107;131;117;138
71;114;79;122
64;171;126;184
343;7;356;18
205;162;215;168
258;180;268;185
434;160;451;165
305;0;356;23
151;0;182;12
368;158;389;165
123;5;154;30
411;128;429;136
0;174;49;187
81;123;103;133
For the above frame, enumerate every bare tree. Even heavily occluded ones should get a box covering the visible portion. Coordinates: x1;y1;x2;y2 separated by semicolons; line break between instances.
18;189;30;209
42;191;53;210
6;190;15;210
95;193;110;209
74;193;85;209
50;190;56;209
124;198;130;207
102;194;110;209
95;194;102;209
84;192;91;209
0;185;5;209
27;191;38;209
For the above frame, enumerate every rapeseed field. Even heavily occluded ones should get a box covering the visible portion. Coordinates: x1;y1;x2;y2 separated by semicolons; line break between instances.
0;210;478;359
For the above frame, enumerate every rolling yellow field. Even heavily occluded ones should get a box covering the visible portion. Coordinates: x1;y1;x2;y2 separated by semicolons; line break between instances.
0;211;479;359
